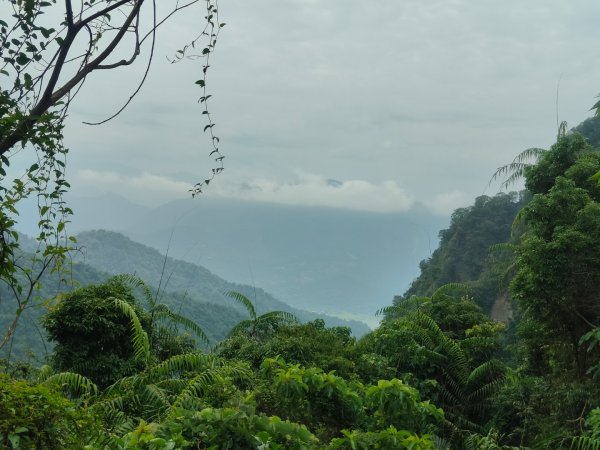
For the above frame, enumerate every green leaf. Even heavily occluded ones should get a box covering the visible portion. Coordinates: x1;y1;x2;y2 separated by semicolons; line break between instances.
16;53;30;65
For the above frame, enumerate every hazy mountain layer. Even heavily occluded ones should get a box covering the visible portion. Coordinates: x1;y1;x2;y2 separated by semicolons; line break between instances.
74;230;371;335
66;196;447;322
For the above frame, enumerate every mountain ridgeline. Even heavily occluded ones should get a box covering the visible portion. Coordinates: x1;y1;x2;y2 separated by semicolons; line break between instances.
73;230;371;334
0;230;371;360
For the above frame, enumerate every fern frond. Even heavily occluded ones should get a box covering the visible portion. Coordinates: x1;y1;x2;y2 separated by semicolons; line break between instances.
488;242;517;254
137;383;170;419
571;436;600;450
43;371;98;398
111;274;155;309
256;310;297;324
169;370;220;411
466;360;505;387
153;303;209;345
111;297;150;363
225;290;257;320
37;364;54;382
490;147;546;189
431;283;471;301
146;353;218;382
377;295;428;319
228;319;254;337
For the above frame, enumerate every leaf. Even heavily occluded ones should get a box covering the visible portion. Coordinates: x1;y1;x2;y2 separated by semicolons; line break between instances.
112;297;150;363
225;291;257;321
15;53;30;65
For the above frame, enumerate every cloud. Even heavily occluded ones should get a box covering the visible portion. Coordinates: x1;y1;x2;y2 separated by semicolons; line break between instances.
424;190;471;216
207;172;415;213
76;170;190;206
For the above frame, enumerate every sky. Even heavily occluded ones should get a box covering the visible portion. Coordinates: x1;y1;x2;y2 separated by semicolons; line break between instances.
7;0;600;215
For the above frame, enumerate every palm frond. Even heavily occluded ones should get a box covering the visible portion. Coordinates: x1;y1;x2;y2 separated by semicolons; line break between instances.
224;290;257;320
111;297;150;363
592;93;600;116
465;378;506;404
466;360;506;387
557;120;568;139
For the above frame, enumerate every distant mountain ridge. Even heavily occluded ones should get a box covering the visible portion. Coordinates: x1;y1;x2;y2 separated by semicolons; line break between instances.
65;195;447;323
74;230;371;336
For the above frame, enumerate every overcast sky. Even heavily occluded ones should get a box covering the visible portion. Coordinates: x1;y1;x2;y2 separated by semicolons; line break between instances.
18;0;600;215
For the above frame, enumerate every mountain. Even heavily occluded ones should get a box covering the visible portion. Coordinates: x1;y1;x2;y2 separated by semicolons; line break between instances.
399;191;527;318
66;196;447;324
1;229;371;360
73;230;371;335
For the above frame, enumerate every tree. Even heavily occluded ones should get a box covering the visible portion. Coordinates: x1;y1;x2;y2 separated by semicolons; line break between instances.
511;155;600;379
369;287;507;445
42;275;208;388
0;0;224;349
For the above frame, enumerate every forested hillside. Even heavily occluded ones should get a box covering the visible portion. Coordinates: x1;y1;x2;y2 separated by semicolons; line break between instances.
401;191;528;315
4;0;600;447
3;122;600;448
74;230;370;334
0;231;369;361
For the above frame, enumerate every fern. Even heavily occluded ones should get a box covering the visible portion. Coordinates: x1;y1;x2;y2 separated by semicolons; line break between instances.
111;297;150;363
43;371;98;399
572;436;600;450
146;352;218;382
225;290;298;336
431;283;471;301
225;290;257;320
152;303;209;345
490;147;547;189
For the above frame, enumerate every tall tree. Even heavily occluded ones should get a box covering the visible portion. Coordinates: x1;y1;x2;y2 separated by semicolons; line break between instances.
511;134;600;379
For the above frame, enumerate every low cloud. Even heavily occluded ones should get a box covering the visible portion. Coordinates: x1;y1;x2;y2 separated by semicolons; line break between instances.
209;172;415;213
424;190;471;216
75;169;473;216
76;170;190;206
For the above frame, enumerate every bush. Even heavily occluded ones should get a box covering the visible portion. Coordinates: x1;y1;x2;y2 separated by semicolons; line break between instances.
0;374;98;449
